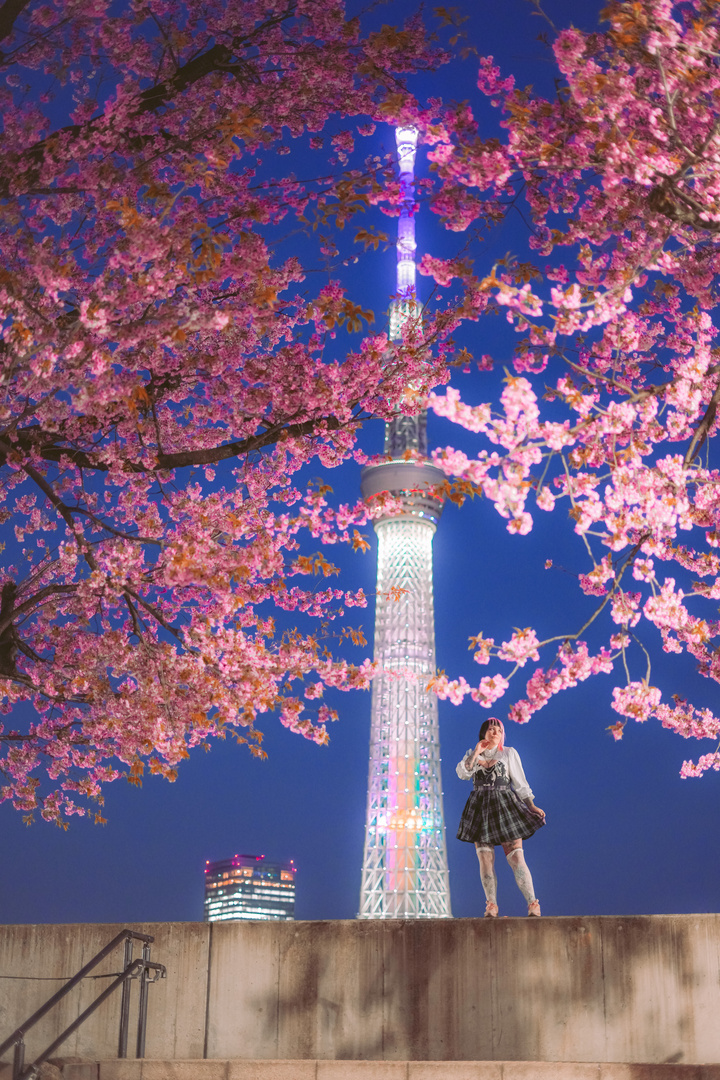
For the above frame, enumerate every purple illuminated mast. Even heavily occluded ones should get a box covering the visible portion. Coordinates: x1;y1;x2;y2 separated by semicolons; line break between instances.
357;128;452;919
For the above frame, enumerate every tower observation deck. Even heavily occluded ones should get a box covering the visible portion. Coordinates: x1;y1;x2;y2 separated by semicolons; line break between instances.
357;128;452;919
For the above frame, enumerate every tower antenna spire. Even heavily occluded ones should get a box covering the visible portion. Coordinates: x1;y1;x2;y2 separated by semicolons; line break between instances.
358;127;452;920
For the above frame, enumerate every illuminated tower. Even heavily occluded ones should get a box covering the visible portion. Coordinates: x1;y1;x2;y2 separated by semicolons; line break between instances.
358;128;452;919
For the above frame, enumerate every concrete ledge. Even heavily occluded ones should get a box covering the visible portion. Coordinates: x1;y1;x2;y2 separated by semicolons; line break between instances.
3;918;720;1064
57;1063;720;1080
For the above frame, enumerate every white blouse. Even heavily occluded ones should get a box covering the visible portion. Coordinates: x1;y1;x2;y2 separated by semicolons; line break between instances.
456;746;534;802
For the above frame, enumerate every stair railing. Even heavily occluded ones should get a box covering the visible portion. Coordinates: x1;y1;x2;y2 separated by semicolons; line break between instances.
0;928;166;1080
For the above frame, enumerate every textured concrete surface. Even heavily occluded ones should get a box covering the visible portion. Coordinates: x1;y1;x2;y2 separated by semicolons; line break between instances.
2;917;720;1066
43;1062;720;1080
0;923;209;1065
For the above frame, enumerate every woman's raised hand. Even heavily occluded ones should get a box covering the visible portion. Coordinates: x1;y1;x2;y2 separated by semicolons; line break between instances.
470;740;495;769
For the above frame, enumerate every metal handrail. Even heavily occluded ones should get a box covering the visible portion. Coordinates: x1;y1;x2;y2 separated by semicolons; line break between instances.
0;928;166;1080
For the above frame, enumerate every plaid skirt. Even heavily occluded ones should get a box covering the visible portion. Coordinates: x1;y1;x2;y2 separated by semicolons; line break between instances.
457;783;544;846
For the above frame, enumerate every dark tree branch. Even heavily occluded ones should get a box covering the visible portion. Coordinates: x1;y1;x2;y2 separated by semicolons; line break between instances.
649;179;720;233
135;42;235;114
0;583;77;640
123;591;145;640
2;5;298;196
17;456;100;572
0;724;87;743
0;0;31;43
153;414;342;468
16;638;45;664
0;672;92;704
1;412;347;472
0;429;110;470
67;506;163;546
0;581;18;675
684;376;720;466
124;586;184;642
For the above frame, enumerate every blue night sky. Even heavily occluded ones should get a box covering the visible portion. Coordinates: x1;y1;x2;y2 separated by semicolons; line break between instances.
1;0;719;925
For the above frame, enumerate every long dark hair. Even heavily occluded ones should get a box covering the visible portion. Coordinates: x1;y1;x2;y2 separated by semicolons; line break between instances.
478;717;505;750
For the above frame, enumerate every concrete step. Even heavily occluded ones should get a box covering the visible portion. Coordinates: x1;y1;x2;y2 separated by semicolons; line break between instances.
28;1062;720;1080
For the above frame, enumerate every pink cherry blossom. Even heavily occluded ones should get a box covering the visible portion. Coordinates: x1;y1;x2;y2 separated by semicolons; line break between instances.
0;0;451;822
419;0;720;774
9;0;720;820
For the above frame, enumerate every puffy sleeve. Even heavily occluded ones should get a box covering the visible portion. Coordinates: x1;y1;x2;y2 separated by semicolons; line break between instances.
456;749;476;780
506;747;533;801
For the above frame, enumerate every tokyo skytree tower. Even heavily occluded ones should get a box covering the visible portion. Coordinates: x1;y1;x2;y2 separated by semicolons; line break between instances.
357;128;452;920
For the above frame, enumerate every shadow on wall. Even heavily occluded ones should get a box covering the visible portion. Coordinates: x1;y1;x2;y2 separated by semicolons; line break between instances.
235;916;720;1063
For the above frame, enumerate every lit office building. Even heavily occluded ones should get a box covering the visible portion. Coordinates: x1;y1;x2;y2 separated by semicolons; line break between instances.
203;853;296;922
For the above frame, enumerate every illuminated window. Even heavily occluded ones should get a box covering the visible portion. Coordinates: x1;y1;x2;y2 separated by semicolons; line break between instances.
203;855;296;923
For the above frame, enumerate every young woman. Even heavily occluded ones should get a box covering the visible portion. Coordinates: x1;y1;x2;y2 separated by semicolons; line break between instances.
456;716;546;917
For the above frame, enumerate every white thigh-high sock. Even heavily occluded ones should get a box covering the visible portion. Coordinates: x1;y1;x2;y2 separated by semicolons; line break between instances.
475;845;497;904
505;846;536;904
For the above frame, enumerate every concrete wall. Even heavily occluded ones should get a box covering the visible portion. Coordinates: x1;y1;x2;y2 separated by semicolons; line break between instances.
1;917;719;1066
7;1061;720;1080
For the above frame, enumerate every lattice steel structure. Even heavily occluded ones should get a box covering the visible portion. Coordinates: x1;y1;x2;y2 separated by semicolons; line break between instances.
358;128;452;920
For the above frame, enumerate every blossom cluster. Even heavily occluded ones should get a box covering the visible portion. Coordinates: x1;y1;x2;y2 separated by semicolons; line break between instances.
0;0;451;821
421;0;720;774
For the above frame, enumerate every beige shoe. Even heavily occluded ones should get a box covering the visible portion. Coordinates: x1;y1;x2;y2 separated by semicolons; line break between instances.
528;899;541;917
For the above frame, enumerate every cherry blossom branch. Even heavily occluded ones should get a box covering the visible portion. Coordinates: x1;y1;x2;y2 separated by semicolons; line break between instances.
0;437;102;571
0;0;31;44
122;592;145;642
0;584;78;642
0;725;87;745
0;411;354;472
0;671;92;705
1;6;301;196
683;374;720;466
630;630;653;686
123;587;184;643
655;53;679;137
66;507;163;547
561;356;673;405
560;452;594;562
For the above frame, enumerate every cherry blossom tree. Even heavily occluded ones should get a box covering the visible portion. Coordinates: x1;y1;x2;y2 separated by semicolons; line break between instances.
7;0;720;826
423;0;720;779
0;0;450;821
